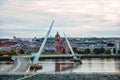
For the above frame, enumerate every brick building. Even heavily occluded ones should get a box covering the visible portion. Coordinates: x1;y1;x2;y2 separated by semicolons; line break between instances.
55;32;72;54
0;41;17;55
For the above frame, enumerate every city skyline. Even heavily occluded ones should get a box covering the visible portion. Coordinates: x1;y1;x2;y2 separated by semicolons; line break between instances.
0;0;120;38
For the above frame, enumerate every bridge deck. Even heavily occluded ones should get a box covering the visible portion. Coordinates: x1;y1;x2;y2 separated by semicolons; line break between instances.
14;57;30;72
21;54;120;59
9;57;30;73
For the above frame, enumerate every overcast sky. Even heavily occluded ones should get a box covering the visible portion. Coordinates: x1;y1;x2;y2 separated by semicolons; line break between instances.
0;0;120;38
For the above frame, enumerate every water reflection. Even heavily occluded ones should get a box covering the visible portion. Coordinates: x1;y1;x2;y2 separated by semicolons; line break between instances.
72;58;118;73
37;59;75;72
0;64;13;72
37;58;120;73
114;59;120;72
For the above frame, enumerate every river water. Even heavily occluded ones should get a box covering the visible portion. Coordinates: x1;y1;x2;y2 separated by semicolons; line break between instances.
36;58;120;73
0;58;120;73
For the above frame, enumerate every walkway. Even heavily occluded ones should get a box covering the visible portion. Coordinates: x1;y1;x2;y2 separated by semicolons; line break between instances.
10;56;30;73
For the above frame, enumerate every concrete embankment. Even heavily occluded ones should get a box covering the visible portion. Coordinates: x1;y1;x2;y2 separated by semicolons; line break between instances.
0;56;12;61
1;55;120;61
0;73;120;80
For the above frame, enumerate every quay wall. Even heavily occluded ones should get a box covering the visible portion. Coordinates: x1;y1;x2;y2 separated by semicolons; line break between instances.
1;55;120;61
0;56;11;61
0;73;120;80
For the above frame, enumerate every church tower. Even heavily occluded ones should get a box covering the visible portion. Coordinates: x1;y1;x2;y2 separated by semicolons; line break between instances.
55;32;61;53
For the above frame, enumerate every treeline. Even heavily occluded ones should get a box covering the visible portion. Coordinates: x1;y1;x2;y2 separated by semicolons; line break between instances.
0;48;120;56
73;47;120;54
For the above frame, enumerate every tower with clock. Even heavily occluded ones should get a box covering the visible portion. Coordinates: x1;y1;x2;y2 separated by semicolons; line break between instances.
55;32;61;53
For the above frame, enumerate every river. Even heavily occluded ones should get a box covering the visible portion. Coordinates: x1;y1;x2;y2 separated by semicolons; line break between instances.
0;58;120;73
36;58;120;73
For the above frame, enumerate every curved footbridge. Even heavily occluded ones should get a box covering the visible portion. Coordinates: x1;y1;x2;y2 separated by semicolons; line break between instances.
9;56;31;73
8;54;81;73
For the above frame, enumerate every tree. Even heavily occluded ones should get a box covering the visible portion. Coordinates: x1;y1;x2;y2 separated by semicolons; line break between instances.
77;50;84;54
113;48;116;54
84;48;90;54
93;48;100;54
104;49;111;54
0;50;2;56
93;48;105;54
99;47;105;53
20;49;24;54
9;49;18;56
73;47;78;53
118;49;120;54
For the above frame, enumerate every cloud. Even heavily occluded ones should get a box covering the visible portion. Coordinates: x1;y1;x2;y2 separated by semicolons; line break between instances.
0;29;51;38
0;0;120;38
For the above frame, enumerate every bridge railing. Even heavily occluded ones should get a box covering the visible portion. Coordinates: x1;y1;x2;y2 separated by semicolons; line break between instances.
18;58;30;72
8;57;20;73
0;57;18;74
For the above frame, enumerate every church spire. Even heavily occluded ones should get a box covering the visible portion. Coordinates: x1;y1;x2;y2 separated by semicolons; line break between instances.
55;31;60;37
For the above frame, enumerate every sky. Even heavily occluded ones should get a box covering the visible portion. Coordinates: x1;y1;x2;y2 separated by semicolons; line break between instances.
0;0;120;38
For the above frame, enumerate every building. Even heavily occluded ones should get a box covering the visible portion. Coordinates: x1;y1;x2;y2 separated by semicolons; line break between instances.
55;32;74;54
55;32;61;53
0;41;17;55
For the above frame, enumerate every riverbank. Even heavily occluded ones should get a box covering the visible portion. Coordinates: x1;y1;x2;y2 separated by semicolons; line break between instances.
0;73;120;80
0;54;120;61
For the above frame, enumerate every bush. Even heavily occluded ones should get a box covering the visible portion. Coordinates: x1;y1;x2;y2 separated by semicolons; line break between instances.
104;49;111;54
77;50;85;54
25;50;34;54
118;49;120;54
42;51;57;55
